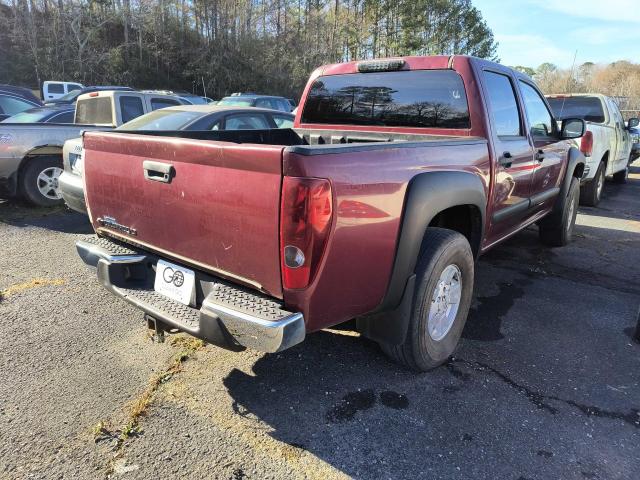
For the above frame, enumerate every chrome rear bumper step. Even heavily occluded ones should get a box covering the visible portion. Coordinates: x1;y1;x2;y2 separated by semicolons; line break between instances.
76;236;305;353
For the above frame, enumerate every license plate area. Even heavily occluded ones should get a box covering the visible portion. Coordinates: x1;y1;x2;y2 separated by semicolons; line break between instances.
153;259;196;306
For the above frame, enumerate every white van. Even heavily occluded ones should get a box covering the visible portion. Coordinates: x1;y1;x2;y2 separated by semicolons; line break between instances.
42;81;84;101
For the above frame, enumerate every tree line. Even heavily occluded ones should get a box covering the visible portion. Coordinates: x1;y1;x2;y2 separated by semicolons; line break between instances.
0;0;497;100
514;61;640;119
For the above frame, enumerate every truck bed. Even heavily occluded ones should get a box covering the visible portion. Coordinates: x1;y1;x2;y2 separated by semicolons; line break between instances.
82;128;489;329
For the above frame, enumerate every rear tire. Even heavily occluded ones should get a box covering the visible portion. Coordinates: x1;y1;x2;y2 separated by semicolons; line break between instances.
539;177;579;247
380;228;474;372
612;167;628;184
19;155;64;207
579;161;604;206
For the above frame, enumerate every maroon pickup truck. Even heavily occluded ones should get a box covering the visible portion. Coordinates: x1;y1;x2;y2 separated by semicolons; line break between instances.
76;56;586;371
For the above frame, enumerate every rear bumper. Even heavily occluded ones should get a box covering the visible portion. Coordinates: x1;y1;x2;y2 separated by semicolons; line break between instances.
76;236;305;353
59;170;87;214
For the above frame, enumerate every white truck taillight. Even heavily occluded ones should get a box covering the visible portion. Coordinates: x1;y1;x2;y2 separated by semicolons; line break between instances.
580;131;593;157
280;177;333;290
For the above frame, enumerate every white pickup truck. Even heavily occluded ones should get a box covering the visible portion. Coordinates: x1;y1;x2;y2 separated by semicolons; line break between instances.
546;94;636;206
0;90;187;206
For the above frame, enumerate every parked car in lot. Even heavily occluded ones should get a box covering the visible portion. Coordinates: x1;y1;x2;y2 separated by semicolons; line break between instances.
0;90;188;206
44;86;134;106
60;105;294;213
546;94;636;206
76;55;586;371
0;85;43;121
42;81;83;101
1;105;75;124
217;94;293;112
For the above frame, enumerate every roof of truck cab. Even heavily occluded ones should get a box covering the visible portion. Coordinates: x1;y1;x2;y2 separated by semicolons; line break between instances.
546;93;608;99
153;105;291;114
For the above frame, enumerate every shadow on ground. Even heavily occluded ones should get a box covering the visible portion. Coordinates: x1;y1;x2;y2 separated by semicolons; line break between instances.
0;199;92;234
219;170;640;479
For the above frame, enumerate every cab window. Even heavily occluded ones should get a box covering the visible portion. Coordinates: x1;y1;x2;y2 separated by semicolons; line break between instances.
483;71;521;137
224;113;270;130
119;96;145;123
272;114;294;128
519;81;554;137
47;83;64;94
151;97;181;110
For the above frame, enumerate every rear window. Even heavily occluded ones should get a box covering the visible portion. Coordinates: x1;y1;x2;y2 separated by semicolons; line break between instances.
0;96;38;116
218;97;255;107
117;109;203;130
301;70;470;129
0;109;48;123
75;97;113;124
547;96;605;123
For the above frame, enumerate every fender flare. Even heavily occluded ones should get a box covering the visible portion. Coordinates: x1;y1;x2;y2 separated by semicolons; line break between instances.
357;170;487;345
556;146;585;209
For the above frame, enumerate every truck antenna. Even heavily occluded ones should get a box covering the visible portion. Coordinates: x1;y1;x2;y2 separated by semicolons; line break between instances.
559;50;579;121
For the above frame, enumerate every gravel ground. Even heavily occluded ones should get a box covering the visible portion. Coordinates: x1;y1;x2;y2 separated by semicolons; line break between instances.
1;163;639;480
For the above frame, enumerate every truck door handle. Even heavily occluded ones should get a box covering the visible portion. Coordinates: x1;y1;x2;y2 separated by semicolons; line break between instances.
143;160;174;183
499;151;513;168
535;150;545;162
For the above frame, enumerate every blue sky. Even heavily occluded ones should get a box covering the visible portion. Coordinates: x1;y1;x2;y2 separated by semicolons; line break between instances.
474;0;640;68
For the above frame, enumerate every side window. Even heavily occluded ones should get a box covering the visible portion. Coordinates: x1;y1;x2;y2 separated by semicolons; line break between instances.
0;95;36;115
272;114;294;128
519;81;554;137
483;71;521;136
224;114;270;130
254;98;271;109
47;83;65;94
48;111;74;123
609;100;624;130
119;96;145;123
151;98;181;110
276;99;290;111
68;84;82;92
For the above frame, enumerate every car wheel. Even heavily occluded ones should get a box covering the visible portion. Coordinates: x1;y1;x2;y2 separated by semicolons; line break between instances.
19;155;65;207
380;228;474;371
612;167;628;184
579;161;604;206
539;177;579;247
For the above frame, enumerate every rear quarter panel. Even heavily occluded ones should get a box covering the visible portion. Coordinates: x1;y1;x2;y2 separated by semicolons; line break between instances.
282;141;490;331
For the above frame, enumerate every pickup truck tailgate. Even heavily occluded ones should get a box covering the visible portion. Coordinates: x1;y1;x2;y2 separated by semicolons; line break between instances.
82;131;284;298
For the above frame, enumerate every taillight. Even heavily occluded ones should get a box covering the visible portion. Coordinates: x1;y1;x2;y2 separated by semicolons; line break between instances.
280;177;333;290
580;131;593;157
89;92;99;97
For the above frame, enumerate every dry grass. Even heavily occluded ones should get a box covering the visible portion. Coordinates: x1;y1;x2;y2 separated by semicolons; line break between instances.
0;278;66;298
95;335;204;459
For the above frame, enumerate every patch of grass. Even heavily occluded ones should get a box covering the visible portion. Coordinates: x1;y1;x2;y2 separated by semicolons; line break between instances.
96;335;204;454
0;278;66;298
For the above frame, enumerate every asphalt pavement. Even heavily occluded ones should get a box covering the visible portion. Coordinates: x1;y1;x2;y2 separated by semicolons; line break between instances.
1;163;639;480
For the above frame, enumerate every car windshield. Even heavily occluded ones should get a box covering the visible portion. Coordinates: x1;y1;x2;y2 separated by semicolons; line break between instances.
56;90;82;102
117;109;204;130
181;95;207;105
218;97;254;107
1;109;52;123
547;96;605;123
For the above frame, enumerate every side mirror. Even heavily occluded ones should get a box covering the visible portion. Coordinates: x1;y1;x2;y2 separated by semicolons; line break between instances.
627;117;639;129
560;118;585;139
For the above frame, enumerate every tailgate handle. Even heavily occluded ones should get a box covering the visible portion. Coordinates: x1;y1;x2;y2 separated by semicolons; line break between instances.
143;160;174;183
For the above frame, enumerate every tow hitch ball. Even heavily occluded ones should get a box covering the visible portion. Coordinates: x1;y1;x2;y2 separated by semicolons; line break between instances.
146;315;166;343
